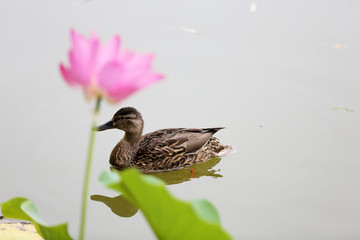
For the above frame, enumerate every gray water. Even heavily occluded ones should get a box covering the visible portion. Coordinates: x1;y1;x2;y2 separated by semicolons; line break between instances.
1;0;360;239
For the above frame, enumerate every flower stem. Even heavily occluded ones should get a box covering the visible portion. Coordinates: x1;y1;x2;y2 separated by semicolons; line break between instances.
79;97;102;240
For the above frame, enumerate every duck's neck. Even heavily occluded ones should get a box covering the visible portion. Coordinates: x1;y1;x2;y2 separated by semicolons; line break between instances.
109;131;142;169
123;131;142;145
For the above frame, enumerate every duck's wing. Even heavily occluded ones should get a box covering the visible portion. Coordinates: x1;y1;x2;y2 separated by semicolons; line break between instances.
135;128;224;171
139;128;223;153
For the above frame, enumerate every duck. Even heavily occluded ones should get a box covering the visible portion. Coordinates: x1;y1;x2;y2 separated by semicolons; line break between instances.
94;107;230;172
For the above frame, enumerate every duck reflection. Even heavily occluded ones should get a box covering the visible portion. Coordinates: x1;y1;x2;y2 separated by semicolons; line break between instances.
145;157;223;185
91;194;138;217
91;157;223;218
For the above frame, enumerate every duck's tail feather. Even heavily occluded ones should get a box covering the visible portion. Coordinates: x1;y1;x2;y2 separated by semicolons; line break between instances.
203;127;225;134
217;144;235;157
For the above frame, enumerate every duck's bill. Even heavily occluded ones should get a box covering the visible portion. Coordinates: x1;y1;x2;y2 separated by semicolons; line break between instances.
93;120;114;131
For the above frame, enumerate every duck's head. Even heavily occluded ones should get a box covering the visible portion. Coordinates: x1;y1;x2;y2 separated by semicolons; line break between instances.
94;107;144;135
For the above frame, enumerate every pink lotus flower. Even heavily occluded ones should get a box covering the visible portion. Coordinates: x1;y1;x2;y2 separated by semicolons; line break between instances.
60;29;164;103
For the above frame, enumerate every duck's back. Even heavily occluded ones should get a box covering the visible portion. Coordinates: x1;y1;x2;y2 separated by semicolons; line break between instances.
133;128;225;171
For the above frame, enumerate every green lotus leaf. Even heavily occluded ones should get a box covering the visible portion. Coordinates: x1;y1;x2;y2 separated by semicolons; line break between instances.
1;197;73;240
99;169;231;240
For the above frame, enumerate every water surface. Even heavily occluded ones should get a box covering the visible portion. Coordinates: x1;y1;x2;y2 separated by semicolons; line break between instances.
0;1;359;239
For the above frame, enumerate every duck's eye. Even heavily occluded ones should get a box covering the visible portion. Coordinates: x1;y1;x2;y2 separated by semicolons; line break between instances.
114;115;133;121
119;116;128;120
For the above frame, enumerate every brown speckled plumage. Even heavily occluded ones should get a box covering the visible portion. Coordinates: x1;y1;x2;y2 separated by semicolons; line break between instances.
95;107;229;172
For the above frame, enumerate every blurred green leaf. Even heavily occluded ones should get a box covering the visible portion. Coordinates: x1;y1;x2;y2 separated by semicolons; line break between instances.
191;199;220;224
1;197;73;240
99;169;231;240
